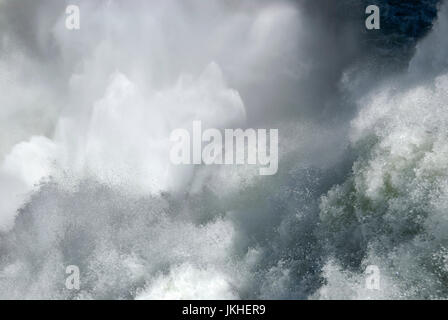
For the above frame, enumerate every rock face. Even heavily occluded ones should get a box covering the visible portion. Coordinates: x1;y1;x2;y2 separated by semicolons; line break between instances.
381;0;439;39
364;0;440;68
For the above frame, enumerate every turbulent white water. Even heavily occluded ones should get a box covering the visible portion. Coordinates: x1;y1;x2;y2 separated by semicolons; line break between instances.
0;0;448;299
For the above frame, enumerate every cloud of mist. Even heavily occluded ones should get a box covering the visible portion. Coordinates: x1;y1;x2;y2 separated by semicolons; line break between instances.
0;0;444;299
0;0;366;230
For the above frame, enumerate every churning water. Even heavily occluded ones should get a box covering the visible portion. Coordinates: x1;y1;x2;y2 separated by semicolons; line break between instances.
0;0;447;299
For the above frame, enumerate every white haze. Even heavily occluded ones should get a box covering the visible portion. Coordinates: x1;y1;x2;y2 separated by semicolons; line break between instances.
0;0;447;299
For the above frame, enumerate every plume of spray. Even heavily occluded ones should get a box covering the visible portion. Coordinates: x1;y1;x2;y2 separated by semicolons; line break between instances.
0;0;445;300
